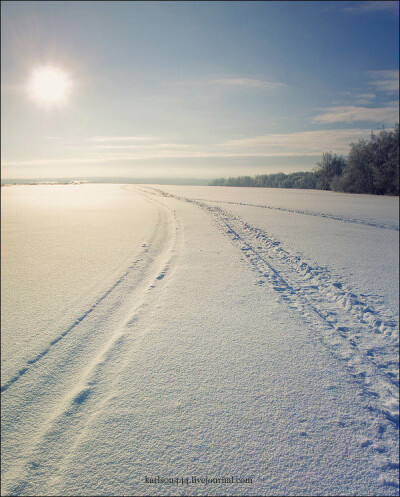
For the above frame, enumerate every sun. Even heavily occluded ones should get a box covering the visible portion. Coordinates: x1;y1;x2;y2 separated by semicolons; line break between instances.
29;67;71;106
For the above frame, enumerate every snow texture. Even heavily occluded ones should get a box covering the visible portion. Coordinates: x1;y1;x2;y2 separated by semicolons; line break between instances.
1;184;399;496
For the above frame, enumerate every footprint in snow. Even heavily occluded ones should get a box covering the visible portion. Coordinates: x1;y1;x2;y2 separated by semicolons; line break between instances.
73;388;91;405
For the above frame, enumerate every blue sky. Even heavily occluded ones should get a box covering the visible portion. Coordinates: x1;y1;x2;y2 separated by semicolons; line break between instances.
1;0;399;180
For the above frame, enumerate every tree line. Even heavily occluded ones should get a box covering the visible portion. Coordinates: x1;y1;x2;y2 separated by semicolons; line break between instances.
210;125;399;195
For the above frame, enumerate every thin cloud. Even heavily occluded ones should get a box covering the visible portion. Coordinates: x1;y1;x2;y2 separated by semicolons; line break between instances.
90;136;161;142
343;1;399;14
213;78;286;90
367;70;399;92
0;152;324;167
313;105;399;124
4;129;388;168
183;77;286;90
2;157;104;167
354;93;376;105
331;93;377;106
221;129;376;155
92;143;190;150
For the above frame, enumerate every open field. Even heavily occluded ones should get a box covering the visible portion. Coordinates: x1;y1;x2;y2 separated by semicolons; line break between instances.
1;184;399;496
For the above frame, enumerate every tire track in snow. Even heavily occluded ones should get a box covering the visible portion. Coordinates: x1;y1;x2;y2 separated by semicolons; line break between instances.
1;260;143;393
189;197;399;232
144;187;399;429
1;189;176;395
2;189;182;496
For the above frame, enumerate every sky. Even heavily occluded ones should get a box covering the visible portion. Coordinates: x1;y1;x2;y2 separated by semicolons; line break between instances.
1;0;399;182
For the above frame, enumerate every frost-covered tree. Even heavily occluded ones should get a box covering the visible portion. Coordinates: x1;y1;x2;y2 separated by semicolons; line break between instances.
370;124;399;195
314;152;347;190
336;125;399;195
209;127;399;195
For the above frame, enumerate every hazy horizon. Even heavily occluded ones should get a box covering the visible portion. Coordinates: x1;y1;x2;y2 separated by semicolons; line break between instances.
2;1;399;181
1;176;212;185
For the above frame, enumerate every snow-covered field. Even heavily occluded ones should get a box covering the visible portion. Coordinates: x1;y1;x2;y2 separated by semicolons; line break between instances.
1;184;399;496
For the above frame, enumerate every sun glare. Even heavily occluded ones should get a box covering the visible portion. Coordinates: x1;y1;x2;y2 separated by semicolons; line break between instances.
29;67;70;106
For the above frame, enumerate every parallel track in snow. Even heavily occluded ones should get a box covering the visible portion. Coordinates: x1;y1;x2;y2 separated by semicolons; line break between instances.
144;187;399;430
1;190;182;496
188;197;399;232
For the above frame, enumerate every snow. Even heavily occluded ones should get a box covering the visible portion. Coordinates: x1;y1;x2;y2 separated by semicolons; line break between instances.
1;184;399;496
1;185;159;380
